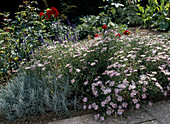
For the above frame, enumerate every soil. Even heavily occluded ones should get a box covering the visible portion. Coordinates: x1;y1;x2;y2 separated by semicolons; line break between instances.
128;26;166;35
0;27;169;124
0;109;92;124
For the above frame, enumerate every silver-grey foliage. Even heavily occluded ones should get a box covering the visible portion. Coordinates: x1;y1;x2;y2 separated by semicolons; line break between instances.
0;71;80;121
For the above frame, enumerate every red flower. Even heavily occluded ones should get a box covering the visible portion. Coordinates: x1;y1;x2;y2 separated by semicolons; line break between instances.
3;17;8;20
51;7;59;18
39;12;45;18
95;34;100;37
5;29;9;32
123;30;131;35
3;27;9;32
115;33;121;37
102;24;107;30
46;10;53;20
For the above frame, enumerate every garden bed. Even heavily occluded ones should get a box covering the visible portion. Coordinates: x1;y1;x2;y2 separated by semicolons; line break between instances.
0;29;169;123
0;1;169;123
0;27;167;87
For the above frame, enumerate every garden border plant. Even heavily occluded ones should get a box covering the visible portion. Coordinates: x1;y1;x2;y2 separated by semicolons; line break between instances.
0;1;80;83
0;0;169;123
1;26;168;122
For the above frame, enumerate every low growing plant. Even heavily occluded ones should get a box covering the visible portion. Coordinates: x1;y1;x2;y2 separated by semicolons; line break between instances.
52;29;169;120
0;70;80;121
19;26;170;121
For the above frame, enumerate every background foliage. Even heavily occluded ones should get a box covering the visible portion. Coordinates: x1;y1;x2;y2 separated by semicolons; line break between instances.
0;1;79;82
137;0;170;30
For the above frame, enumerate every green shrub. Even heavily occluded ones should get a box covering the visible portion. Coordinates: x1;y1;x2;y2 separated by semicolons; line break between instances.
76;14;108;39
137;0;170;30
76;14;127;40
0;1;79;78
99;0;142;26
0;1;49;76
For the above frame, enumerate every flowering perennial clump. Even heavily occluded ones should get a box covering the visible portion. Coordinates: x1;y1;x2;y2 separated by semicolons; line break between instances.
50;30;169;121
18;28;167;121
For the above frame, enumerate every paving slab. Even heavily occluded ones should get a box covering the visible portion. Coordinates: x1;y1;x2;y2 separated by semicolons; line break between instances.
48;100;170;124
48;108;154;124
48;114;101;124
139;120;160;124
101;108;155;124
142;100;170;124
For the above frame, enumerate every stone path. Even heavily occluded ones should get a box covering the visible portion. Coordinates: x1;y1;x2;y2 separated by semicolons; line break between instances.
47;100;170;124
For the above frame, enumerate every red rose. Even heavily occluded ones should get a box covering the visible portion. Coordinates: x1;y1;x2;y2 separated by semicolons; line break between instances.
46;10;53;20
3;27;9;32
95;34;100;37
102;24;107;30
123;30;131;35
51;7;59;18
39;12;45;18
5;29;9;32
3;17;8;20
115;33;121;37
